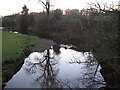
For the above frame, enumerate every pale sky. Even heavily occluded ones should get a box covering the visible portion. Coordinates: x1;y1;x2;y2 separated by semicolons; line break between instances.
0;0;119;16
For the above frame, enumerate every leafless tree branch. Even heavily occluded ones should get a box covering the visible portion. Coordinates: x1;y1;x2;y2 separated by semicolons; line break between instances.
38;0;47;7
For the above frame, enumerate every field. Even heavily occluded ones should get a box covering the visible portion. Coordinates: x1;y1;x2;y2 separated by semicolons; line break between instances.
2;31;37;63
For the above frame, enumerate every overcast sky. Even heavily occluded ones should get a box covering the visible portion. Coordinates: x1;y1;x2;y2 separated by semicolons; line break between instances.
0;0;119;16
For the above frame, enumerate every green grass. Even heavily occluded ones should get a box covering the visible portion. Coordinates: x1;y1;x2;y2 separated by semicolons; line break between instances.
2;31;38;63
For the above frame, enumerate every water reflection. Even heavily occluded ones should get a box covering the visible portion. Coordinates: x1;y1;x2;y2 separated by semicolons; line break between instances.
23;49;60;88
4;45;106;88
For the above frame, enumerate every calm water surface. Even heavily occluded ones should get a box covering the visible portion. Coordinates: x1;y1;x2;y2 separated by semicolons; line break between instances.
5;45;106;88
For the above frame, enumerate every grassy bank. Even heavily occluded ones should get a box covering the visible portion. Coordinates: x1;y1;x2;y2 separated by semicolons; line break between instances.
2;31;37;63
2;31;38;85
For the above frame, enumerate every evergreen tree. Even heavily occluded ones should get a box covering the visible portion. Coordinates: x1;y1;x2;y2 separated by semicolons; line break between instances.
20;5;29;34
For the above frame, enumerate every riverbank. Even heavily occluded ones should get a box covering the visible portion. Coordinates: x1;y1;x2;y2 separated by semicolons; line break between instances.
2;31;56;87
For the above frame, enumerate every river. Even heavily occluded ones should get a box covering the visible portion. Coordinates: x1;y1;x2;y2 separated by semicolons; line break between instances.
4;45;106;88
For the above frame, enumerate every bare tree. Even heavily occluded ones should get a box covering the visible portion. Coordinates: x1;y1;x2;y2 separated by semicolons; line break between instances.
87;2;118;13
38;0;50;16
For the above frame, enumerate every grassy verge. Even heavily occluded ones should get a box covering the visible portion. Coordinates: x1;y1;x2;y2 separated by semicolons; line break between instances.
2;31;38;86
2;31;37;62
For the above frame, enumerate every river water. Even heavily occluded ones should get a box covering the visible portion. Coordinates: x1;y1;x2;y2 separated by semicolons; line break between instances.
4;45;106;88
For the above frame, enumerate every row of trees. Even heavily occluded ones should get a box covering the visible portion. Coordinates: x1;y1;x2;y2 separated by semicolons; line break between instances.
2;6;119;58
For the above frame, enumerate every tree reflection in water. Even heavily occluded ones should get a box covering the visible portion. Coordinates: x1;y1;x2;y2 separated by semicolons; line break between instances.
68;51;106;88
5;45;106;88
23;46;61;88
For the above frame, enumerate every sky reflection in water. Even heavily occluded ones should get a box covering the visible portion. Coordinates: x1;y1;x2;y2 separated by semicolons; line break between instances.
5;46;106;88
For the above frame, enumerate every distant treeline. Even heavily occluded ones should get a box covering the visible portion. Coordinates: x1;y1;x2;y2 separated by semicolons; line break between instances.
2;8;119;55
